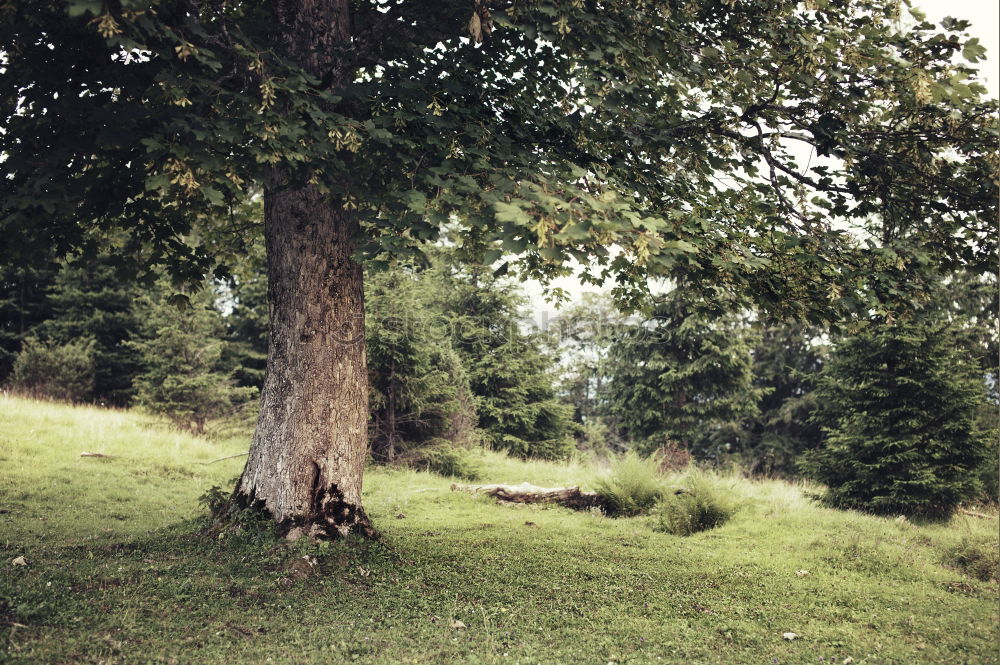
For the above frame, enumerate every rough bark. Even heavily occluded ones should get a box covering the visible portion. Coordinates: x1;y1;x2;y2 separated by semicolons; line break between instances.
451;482;611;513
235;0;374;539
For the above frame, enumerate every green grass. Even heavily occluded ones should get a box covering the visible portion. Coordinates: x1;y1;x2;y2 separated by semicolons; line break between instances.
653;469;739;536
593;450;664;516
1;394;997;665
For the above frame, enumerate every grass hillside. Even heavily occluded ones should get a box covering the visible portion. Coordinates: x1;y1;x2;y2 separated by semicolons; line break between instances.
1;394;997;665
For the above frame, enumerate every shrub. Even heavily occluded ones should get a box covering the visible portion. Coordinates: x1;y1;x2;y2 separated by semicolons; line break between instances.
593;450;665;517
400;441;484;481
9;336;96;402
654;440;693;473
653;471;738;536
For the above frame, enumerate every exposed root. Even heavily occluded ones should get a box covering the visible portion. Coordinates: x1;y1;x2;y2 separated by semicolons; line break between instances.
220;489;377;542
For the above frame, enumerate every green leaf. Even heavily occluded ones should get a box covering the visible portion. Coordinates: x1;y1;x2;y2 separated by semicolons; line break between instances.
962;38;987;63
166;294;191;311
494;201;530;225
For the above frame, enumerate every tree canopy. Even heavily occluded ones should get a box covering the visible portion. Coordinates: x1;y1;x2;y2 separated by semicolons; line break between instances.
3;1;996;314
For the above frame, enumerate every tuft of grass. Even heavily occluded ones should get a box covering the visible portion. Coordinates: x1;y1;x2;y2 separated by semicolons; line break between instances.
593;450;665;516
941;536;999;582
399;442;485;481
653;469;738;536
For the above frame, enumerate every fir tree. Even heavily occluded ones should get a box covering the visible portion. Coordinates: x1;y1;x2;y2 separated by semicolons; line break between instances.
0;256;57;382
552;293;620;426
35;253;145;405
130;285;254;434
222;242;269;391
742;321;827;475
366;268;476;462
602;288;764;459
440;267;574;460
803;317;991;519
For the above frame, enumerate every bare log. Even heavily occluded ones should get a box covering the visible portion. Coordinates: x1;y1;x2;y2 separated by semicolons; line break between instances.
451;482;609;513
958;508;998;520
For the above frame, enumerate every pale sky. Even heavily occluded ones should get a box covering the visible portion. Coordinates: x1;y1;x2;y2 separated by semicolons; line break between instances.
524;0;999;321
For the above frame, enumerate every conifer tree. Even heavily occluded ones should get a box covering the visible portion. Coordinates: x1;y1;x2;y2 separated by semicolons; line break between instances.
602;288;764;459
366;268;476;462
0;257;58;382
440;267;574;460
222;243;269;391
803;317;991;518
742;321;827;475
130;285;254;434
35;254;145;405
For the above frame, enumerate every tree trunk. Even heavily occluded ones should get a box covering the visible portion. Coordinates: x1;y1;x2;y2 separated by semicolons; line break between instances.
236;182;373;539
235;0;373;539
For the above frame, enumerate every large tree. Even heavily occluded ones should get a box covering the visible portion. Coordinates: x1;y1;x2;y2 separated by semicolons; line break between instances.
2;0;995;538
601;287;765;458
802;315;991;519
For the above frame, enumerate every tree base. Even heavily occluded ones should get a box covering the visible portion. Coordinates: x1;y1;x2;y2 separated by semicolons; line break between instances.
283;512;377;542
233;486;378;542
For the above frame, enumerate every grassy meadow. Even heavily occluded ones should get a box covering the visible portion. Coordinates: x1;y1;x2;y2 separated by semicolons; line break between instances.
1;394;997;664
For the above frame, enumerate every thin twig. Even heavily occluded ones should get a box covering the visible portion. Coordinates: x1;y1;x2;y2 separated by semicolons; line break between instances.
202;452;249;465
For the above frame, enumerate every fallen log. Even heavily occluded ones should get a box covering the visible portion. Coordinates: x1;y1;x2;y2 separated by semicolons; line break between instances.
451;482;609;513
958;508;997;520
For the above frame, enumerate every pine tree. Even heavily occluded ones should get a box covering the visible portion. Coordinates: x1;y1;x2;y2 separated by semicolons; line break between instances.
222;242;269;391
366;268;476;462
552;293;620;426
602;288;764;459
440;267;574;460
742;321;827;475
0;257;57;382
35;254;146;406
803;317;991;519
130;285;255;434
224;271;268;390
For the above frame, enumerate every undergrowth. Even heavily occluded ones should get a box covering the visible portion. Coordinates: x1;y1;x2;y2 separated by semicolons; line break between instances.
592;450;664;516
653;470;739;536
